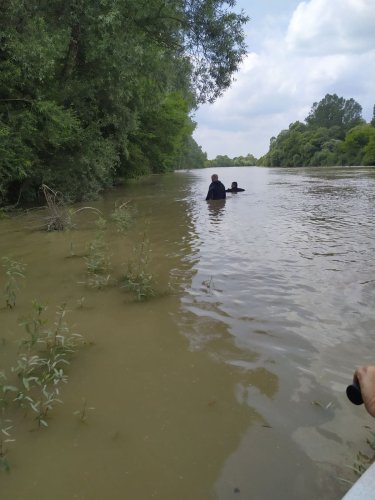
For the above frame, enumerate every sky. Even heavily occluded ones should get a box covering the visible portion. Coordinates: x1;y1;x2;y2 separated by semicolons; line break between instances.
193;0;375;159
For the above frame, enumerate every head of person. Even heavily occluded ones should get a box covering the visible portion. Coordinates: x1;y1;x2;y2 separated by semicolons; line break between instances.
211;174;219;182
231;182;238;189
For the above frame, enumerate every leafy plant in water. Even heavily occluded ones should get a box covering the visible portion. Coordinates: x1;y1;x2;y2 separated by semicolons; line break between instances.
2;257;26;309
84;217;111;288
73;398;95;423
122;236;156;301
41;304;84;360
13;304;83;424
0;302;86;471
0;419;15;472
29;386;63;428
95;216;107;231
0;372;18;409
111;201;135;232
19;300;46;348
85;237;108;274
76;296;86;309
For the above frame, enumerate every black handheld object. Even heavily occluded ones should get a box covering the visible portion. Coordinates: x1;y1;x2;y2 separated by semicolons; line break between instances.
346;381;363;405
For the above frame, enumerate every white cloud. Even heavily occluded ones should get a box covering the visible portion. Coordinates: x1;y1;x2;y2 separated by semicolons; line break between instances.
286;0;375;55
194;0;375;159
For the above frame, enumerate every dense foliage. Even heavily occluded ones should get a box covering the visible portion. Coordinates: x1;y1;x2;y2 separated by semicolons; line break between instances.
175;136;208;169
205;152;257;167
259;94;375;167
0;0;248;205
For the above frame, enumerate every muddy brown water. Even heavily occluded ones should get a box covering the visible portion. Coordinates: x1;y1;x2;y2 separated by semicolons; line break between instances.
1;166;375;499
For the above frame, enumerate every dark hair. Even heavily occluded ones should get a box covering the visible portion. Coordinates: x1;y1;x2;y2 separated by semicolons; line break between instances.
232;181;238;188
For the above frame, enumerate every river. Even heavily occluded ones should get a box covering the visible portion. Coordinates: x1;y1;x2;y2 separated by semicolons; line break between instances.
1;166;375;499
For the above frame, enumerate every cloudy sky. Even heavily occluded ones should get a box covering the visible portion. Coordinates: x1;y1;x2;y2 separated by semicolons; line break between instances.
193;0;375;159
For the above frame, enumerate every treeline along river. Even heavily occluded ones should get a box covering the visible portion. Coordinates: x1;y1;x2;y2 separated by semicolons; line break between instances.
1;166;375;499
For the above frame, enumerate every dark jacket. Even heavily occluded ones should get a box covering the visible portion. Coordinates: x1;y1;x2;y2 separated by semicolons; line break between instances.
226;187;245;193
206;180;226;200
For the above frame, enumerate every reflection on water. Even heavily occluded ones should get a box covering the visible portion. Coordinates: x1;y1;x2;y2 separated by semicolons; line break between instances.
1;167;375;499
207;199;226;226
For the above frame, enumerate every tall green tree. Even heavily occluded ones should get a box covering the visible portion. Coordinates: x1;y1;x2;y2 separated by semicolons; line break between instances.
305;94;364;131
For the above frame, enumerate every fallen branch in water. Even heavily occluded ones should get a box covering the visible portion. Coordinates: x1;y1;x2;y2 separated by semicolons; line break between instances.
41;184;67;230
26;185;102;231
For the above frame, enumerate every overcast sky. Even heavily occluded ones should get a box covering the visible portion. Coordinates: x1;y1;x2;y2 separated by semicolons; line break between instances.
193;0;375;159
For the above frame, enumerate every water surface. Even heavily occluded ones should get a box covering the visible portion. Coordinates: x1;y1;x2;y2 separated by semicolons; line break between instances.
1;166;375;499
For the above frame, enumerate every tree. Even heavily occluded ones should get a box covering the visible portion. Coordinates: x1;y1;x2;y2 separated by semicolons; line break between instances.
343;124;375;165
176;136;207;169
363;136;375;165
205;152;258;167
305;94;364;131
260;94;372;168
371;105;375;127
128;92;194;174
0;0;248;205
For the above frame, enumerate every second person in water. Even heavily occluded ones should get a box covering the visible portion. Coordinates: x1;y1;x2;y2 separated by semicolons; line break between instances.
226;181;245;193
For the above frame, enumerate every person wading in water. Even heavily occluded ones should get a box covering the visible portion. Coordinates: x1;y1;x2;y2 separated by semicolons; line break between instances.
206;174;226;200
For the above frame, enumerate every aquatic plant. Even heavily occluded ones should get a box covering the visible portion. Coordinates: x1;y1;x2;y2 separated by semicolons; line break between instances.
73;398;95;423
0;372;18;409
0;302;87;472
337;427;375;487
84;226;111;289
19;300;46;348
352;428;375;477
76;296;86;309
202;276;215;294
11;367;64;426
29;386;63;428
121;237;156;301
12;304;84;425
23;304;84;364
95;216;107;231
2;256;26;309
0;419;14;472
111;201;135;232
68;241;76;257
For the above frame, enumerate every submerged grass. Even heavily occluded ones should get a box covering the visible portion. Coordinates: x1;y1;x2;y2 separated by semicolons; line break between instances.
337;427;375;487
352;427;375;477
